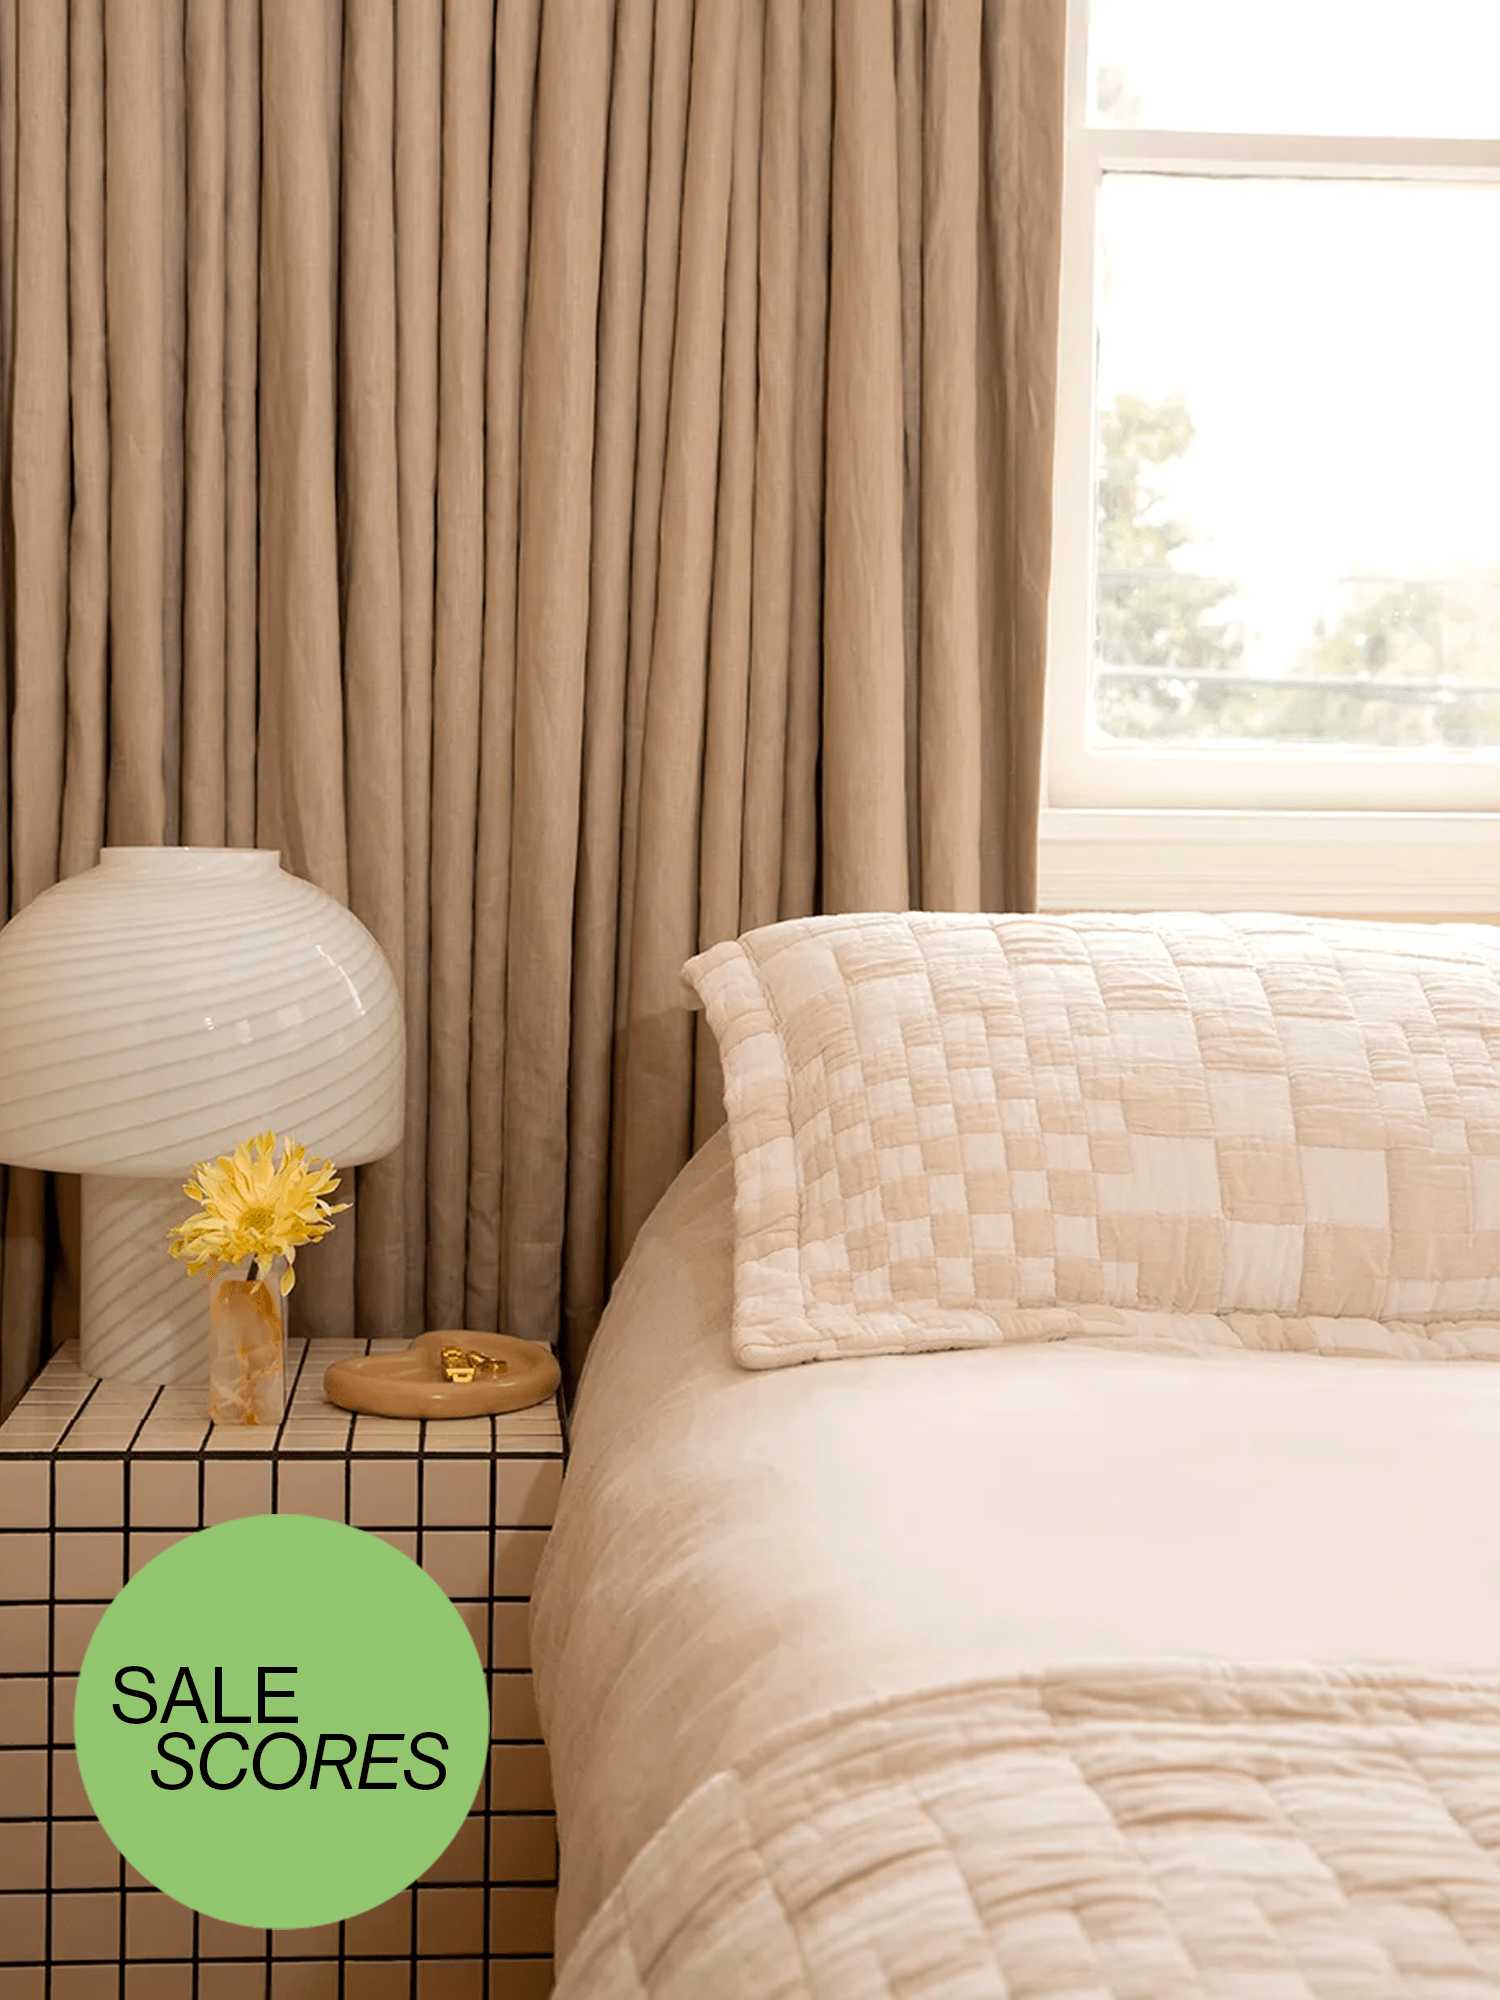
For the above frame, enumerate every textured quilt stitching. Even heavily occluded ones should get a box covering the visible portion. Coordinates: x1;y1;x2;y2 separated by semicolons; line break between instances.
557;1663;1500;1999
1268;1723;1500;1991
684;914;1500;1369
745;939;811;1307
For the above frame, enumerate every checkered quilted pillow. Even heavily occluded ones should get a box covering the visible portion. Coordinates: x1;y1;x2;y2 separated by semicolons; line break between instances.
682;911;1500;1368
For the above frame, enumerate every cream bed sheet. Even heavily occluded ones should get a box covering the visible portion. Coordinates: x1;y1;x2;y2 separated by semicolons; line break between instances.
531;1128;1500;1965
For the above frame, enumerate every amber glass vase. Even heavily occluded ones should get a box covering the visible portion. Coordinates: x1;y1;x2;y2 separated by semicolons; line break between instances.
207;1260;286;1426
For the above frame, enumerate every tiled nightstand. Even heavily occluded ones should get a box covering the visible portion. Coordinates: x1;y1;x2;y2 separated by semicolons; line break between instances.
0;1338;564;2000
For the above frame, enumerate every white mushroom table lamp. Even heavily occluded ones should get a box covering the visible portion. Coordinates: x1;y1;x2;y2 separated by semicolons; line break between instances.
0;847;404;1383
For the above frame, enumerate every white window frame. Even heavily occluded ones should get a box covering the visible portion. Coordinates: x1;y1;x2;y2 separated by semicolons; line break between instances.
1040;0;1500;914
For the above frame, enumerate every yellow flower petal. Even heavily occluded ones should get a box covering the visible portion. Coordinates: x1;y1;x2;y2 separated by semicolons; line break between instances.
167;1130;346;1273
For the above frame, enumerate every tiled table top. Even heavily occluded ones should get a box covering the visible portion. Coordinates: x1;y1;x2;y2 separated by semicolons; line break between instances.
0;1339;564;1996
0;1340;564;1460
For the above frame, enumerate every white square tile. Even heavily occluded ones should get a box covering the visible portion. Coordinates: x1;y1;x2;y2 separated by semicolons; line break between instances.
0;1461;49;1529
492;1460;562;1529
425;1419;493;1453
347;1415;422;1453
203;1458;272;1524
275;1460;346;1521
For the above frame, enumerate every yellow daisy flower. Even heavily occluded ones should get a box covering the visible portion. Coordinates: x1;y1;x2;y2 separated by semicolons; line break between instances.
168;1131;349;1294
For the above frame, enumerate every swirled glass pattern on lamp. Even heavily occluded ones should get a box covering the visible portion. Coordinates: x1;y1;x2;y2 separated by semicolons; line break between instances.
0;848;404;1383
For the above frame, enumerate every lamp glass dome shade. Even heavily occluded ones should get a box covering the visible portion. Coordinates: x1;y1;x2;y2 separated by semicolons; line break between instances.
0;847;404;1175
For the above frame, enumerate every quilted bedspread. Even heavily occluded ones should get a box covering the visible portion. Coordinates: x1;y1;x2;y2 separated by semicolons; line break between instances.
553;1659;1500;1999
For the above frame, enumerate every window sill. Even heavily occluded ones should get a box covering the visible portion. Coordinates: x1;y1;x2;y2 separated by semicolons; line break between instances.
1037;809;1500;918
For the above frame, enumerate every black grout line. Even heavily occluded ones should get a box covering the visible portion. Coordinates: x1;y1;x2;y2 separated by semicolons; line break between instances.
344;1394;360;2000
49;1376;104;1454
483;1434;498;1977
0;1953;557;1968
124;1384;168;1454
123;1431;137;2000
409;1424;425;2000
332;1340;368;2000
0;1604;536;1632
42;1454;55;1995
270;1338;315;1456
0;1820;552;1844
103;1426;128;1990
0;1453;561;1481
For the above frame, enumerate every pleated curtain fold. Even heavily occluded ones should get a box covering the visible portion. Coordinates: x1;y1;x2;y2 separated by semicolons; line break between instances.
0;0;1064;1413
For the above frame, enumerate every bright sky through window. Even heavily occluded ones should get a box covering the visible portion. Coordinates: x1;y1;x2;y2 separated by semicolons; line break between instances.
1082;3;1500;753
1089;0;1500;139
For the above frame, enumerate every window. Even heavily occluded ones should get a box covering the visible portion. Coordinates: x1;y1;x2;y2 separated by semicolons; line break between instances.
1047;0;1500;820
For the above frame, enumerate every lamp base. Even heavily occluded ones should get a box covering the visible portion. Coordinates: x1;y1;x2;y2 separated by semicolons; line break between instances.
79;1176;207;1383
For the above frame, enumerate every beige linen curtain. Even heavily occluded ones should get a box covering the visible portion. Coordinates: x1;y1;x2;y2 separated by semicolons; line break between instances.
0;0;1064;1413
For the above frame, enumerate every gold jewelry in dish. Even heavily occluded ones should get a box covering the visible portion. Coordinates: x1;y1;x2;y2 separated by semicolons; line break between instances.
440;1345;509;1383
324;1329;556;1420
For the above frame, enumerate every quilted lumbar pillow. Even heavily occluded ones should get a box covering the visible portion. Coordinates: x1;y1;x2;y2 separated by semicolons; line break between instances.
682;911;1500;1369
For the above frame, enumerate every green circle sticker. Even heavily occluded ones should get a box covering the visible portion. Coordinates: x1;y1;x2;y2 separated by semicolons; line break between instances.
75;1514;490;1929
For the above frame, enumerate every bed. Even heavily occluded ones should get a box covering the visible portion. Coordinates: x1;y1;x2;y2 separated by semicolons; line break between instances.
533;912;1500;1997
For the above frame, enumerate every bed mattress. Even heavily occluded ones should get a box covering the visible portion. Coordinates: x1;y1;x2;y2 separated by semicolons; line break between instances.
531;1128;1500;1967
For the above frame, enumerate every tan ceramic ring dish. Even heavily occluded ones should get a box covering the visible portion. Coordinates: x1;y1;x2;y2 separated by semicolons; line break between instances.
323;1329;560;1419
